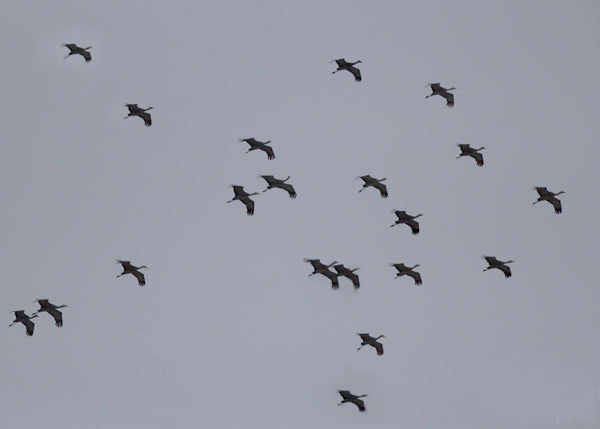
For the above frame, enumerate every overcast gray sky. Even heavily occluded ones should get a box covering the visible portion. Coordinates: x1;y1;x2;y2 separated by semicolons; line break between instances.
2;1;600;428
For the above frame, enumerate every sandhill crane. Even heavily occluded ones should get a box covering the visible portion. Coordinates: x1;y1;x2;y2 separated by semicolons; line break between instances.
357;175;388;198
227;185;259;215
390;263;422;285
356;333;385;355
63;44;92;62
239;138;275;160
333;264;360;289
338;390;367;412
457;144;485;167
533;187;565;214
426;83;456;107
32;299;68;327
331;59;362;82
116;260;148;286
482;256;513;278
9;311;38;336
391;210;422;234
259;175;297;198
304;258;339;290
125;104;153;127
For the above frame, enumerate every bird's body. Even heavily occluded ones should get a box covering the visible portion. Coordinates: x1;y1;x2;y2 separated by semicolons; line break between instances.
116;260;148;286
32;299;67;327
63;44;92;62
332;58;362;82
227;185;259;215
426;83;456;107
125;104;153;127
338;390;367;412
9;310;38;336
482;256;513;278
304;258;339;289
457;144;485;167
533;187;564;214
390;263;422;285
356;333;385;355
259;175;296;198
333;264;360;289
239;138;275;160
391;210;422;234
357;175;388;198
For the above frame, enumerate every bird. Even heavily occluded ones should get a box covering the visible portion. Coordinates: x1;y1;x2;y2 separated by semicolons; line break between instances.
32;299;68;327
338;390;367;412
390;263;422;285
124;104;154;127
426;83;456;107
9;310;38;336
63;43;92;62
304;258;339;290
239;138;275;160
227;185;259;215
331;58;362;82
333;264;360;289
391;210;422;234
357;175;388;198
456;144;485;167
482;256;513;278
533;187;565;214
356;333;385;355
116;260;148;286
258;175;297;198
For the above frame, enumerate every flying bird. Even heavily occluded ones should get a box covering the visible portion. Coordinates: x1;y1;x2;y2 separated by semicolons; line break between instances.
356;333;385;356
333;264;360;289
63;43;92;62
533;187;565;214
338;390;367;412
239;138;275;160
304;258;339;290
482;256;513;278
426;83;456;107
125;104;154;127
357;175;388;198
391;210;422;234
259;175;296;198
227;185;259;215
331;58;362;82
9;311;38;336
457;144;485;167
116;260;148;286
390;263;422;285
32;299;68;327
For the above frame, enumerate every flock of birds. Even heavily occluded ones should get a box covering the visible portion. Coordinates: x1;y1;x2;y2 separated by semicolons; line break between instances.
8;43;568;414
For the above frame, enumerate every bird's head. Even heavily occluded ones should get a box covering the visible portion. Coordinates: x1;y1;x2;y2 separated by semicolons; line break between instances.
505;260;514;264
265;140;272;144
380;177;388;181
57;304;69;309
412;264;420;268
377;335;386;339
447;87;456;91
358;394;368;398
354;60;363;65
139;265;148;269
415;213;423;218
146;107;154;111
30;314;39;319
84;46;92;50
555;191;566;196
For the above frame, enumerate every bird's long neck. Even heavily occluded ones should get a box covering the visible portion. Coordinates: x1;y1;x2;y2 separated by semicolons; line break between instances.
84;46;92;50
411;265;419;269
554;191;565;196
414;214;423;218
283;176;290;182
447;87;456;91
56;305;67;309
375;335;385;340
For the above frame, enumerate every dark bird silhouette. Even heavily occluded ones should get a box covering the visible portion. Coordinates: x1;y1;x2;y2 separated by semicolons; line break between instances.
338;390;367;412
239;138;275;160
333;264;360;289
457;144;485;166
304;258;339;290
356;333;385;355
390;263;422;285
533;187;565;214
125;104;153;127
482;256;513;278
259;175;296;198
391;210;422;234
357;175;388;198
32;299;68;327
426;83;456;107
63;43;92;62
331;58;362;82
9;311;38;336
227;185;259;215
116;260;148;286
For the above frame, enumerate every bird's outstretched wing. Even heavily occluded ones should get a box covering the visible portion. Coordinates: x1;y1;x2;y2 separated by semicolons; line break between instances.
242;197;255;215
442;91;454;107
348;66;361;82
374;342;384;356
471;152;484;166
280;183;296;198
373;182;388;198
133;270;146;286
260;145;275;160
548;197;562;214
406;219;420;235
47;308;63;327
408;270;422;285
139;112;152;127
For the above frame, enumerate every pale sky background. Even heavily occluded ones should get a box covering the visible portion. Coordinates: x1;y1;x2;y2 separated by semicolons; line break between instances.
1;1;599;428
